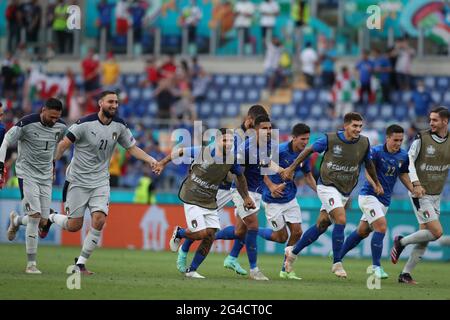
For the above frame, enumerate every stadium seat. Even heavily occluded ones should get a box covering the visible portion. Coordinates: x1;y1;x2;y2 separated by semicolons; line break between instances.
142;87;153;100
225;103;239;117
310;103;324;119
271;104;283;119
198;102;212;118
221;88;233;102
213;103;225;116
436;77;449;89
207;89;219;101
248;89;260;102
234;89;246;102
431;91;442;104
147;102;158;116
424;76;435;88
365;104;379;121
393;104;408;120
214;74;227;87
129;87;141;101
305;90;318;103
241;75;253;87
443;92;450;104
228;75;240;87
284;104;296;117
293;90;303;103
275;118;289;132
318;90;330;103
380;104;393;120
297;103;310;118
125;74;138;86
254;75;266;87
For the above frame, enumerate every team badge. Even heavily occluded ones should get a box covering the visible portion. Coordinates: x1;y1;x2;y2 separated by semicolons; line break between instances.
333;145;343;156
112;132;118;141
65;206;70;215
191;220;198;228
271;221;278;228
370;209;376;217
55;132;60;141
25;203;31;212
426;145;436;156
423;211;430;219
329;198;335;206
398;160;403;168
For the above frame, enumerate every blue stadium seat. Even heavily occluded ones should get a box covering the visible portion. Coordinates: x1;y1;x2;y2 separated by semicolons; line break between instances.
241;75;253;87
372;120;386;131
225;103;239;117
142;87;153;100
214;75;227;87
206;117;220;129
234;89;246;102
228;75;240;87
125;74;138;86
424;76;435;88
305;90;318;103
394;104;408;120
318;118;331;132
254;75;266;87
380;104;393;120
297;103;310;118
443;92;450;104
365;104;379;121
271;104;283;119
318;90;330;103
198;102;212;118
213;103;225;116
247;89;259;102
431;91;441;104
284;104;296;118
129;87;141;101
147;102;158;116
401;91;412;103
310;103;324;119
207;89;219;101
221;88;234;102
275;119;289;132
436;77;449;89
292;90;303;103
75;74;83;87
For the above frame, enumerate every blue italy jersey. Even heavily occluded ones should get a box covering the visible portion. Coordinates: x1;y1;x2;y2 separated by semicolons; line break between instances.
231;136;271;193
360;144;409;206
0;123;5;146
262;141;311;204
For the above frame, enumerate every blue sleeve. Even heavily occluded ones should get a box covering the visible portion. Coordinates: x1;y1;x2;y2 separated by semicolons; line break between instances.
312;136;327;153
355;61;361;70
300;158;311;174
0;127;5;146
364;142;373;164
400;155;410;174
230;163;242;175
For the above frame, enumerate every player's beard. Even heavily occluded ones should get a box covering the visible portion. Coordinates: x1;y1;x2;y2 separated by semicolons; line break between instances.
102;108;115;119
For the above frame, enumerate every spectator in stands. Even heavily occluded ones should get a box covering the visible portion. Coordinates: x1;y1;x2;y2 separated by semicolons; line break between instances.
1;53;22;101
101;52;121;90
0;102;5;147
190;56;210;103
355;49;374;104
81;49;101;95
115;0;131;36
331;66;357;119
153;76;179;126
387;45;398;90
320;39;336;89
159;54;177;78
291;0;309;28
129;0;147;45
395;37;415;90
234;0;256;54
264;37;283;92
53;0;69;54
6;0;22;54
96;0;115;49
410;79;434;127
141;57;160;88
372;48;392;103
259;0;280;43
209;0;234;43
180;0;203;50
190;56;203;80
300;41;318;87
20;0;42;55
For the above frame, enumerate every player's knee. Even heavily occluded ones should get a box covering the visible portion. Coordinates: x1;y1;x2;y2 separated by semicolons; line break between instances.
29;212;41;218
92;214;106;230
235;228;246;239
432;229;443;240
291;228;302;241
374;224;387;234
316;218;331;233
273;230;288;243
197;229;209;239
67;220;83;232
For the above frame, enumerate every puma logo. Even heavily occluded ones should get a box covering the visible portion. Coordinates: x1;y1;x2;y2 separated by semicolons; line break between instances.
28;235;37;239
91;131;97;137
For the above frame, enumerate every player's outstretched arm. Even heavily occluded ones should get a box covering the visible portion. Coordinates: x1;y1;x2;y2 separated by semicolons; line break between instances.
280;146;314;181
304;172;317;193
235;173;256;210
153;147;186;175
55;137;73;161
127;144;157;168
365;160;384;195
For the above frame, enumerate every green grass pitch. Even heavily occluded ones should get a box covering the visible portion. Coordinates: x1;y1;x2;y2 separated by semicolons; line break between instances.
0;244;449;300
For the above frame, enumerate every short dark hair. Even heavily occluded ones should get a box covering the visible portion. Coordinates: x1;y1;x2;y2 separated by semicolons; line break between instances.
45;98;63;111
386;124;404;136
217;128;233;136
430;106;449;120
292;123;310;136
344;112;363;124
254;115;271;127
99;90;118;100
247;104;268;119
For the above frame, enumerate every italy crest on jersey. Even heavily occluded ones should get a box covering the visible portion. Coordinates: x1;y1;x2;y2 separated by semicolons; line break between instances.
112;132;118;141
55;132;60;141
